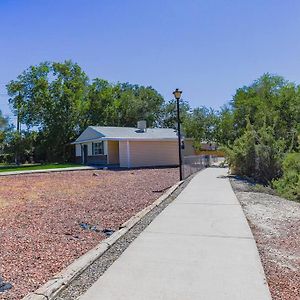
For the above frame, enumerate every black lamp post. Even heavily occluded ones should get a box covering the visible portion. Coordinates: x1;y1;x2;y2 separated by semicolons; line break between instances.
173;88;183;181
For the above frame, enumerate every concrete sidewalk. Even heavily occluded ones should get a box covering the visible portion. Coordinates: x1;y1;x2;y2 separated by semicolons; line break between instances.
79;168;272;300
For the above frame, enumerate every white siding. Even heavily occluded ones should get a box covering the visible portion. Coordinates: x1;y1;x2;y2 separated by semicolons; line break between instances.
75;144;81;157
87;143;93;156
129;141;178;168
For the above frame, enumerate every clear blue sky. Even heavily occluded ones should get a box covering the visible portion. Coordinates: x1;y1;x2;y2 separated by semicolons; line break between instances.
1;0;300;124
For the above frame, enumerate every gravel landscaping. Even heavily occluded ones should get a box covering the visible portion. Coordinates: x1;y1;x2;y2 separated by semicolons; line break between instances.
0;168;178;300
231;177;300;300
54;177;190;300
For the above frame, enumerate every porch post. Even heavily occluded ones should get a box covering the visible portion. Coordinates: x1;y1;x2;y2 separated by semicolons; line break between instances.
104;141;109;164
81;144;84;164
126;141;131;168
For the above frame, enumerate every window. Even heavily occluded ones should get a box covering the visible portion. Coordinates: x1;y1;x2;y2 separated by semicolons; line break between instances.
93;142;104;155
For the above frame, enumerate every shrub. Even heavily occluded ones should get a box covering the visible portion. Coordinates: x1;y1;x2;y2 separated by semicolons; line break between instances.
224;122;256;177
225;122;285;184
255;126;285;183
273;153;300;201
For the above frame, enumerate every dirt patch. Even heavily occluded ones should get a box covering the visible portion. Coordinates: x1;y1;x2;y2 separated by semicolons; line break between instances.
0;168;178;300
231;177;300;300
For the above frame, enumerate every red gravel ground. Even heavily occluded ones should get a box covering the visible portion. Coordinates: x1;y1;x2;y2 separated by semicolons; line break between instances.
0;168;178;300
231;178;300;300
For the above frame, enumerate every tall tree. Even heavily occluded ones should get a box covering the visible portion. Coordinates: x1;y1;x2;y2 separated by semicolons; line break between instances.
84;81;165;127
184;106;218;143
6;61;167;162
7;61;89;161
215;105;236;145
85;79;116;126
159;99;191;129
230;73;299;150
215;74;299;150
114;83;164;127
223;73;300;194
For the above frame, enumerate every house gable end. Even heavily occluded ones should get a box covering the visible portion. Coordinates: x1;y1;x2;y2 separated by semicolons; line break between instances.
75;127;105;143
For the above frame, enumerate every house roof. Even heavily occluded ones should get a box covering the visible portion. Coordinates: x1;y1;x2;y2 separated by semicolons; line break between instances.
73;126;179;144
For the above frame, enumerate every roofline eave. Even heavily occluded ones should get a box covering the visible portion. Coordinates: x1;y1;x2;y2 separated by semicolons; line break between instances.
71;137;179;144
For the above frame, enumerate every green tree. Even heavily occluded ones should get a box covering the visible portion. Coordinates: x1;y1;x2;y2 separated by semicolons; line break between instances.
230;73;299;151
184;106;218;143
6;61;167;162
85;79;116;126
159;99;190;129
114;83;164;127
215;105;236;145
255;125;285;183
222;73;299;191
7;61;89;161
84;81;165;127
225;121;286;184
225;121;257;178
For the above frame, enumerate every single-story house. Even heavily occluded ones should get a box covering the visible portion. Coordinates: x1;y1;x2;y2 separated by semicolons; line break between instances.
72;121;195;168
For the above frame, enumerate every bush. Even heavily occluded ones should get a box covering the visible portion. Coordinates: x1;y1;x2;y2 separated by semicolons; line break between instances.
225;122;256;177
225;122;285;184
273;153;300;201
255;126;285;183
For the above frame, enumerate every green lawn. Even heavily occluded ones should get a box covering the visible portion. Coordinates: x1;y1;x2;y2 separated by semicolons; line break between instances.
0;163;81;173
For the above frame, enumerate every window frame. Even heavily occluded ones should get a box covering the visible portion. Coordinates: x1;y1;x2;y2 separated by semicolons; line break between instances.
92;141;104;156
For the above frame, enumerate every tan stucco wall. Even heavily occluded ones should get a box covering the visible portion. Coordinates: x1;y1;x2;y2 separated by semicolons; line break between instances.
119;141;129;167
77;139;195;167
107;141;119;164
128;141;178;168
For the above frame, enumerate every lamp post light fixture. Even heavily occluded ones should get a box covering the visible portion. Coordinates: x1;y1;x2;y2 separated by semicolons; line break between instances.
173;88;183;181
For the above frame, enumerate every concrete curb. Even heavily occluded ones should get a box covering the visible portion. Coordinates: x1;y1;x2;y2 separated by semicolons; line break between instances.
0;166;99;177
22;180;184;300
